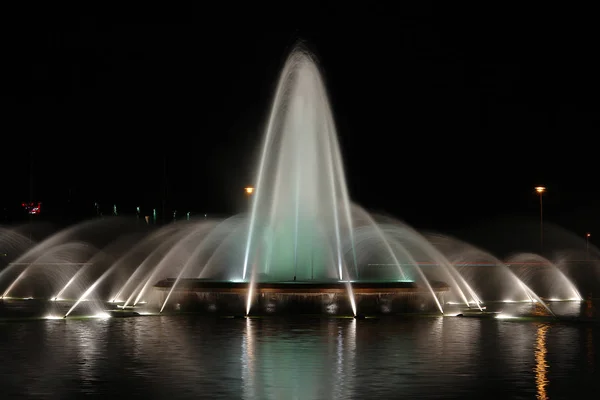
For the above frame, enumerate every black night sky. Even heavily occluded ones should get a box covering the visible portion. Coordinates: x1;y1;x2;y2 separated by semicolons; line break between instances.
1;4;599;242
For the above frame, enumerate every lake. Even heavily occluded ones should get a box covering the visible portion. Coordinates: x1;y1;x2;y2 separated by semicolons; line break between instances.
1;309;598;399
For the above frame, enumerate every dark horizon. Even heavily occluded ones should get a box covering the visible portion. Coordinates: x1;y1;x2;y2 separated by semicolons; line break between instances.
2;4;599;241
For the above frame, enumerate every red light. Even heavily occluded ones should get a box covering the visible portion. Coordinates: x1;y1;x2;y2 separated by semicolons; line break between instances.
22;201;41;215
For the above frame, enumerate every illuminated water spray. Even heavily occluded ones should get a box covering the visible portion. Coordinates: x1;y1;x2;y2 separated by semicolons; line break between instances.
242;44;358;314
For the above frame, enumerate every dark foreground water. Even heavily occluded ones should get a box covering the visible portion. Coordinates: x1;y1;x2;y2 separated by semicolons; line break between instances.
0;312;598;399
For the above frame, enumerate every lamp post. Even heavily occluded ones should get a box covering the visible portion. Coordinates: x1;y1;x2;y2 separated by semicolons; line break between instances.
535;186;546;252
586;232;591;259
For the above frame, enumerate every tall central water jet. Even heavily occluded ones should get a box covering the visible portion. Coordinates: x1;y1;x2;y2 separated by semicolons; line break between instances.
242;44;357;314
243;45;356;283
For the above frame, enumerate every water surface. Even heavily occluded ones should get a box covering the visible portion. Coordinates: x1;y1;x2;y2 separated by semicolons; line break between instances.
0;315;598;399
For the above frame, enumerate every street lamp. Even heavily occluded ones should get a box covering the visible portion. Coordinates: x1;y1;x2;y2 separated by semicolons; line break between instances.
586;232;591;259
535;186;546;252
244;186;255;211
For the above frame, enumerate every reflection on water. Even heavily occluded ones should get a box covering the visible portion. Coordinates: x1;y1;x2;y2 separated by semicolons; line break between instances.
588;328;595;372
74;320;102;393
0;316;599;399
535;324;549;400
241;318;256;399
241;318;357;400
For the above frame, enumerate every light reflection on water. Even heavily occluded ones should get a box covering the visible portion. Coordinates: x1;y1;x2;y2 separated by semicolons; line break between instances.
0;315;598;399
535;324;549;400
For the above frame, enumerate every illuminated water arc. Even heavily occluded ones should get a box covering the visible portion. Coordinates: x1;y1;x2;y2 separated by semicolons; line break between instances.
133;223;219;306
518;279;555;316
125;224;212;307
353;208;407;279
193;216;246;279
112;261;149;303
160;220;235;312
53;248;114;301
2;242;94;298
53;270;83;301
508;253;582;301
109;226;181;302
121;236;185;308
383;235;444;314
64;263;119;317
1;265;29;298
555;267;583;300
0;222;94;286
388;227;475;309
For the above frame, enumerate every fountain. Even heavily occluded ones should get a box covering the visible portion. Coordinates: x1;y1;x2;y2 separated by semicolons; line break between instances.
153;44;454;317
0;44;597;321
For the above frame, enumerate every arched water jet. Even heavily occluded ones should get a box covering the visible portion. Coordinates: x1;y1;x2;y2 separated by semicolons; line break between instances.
426;234;555;315
2;241;97;299
195;216;250;279
428;233;543;304
518;280;556;317
109;224;184;302
383;234;444;314
51;244;121;301
160;218;245;313
64;264;119;317
0;227;32;268
508;253;583;301
0;218;138;289
351;206;408;279
129;222;215;307
381;224;480;310
120;223;203;307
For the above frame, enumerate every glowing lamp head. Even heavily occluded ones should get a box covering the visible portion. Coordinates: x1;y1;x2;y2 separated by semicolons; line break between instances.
245;187;254;195
587;233;591;238
535;186;546;194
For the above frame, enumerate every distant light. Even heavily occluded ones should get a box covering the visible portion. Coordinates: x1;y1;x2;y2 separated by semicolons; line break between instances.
587;233;591;237
245;186;254;195
535;186;546;194
22;201;42;215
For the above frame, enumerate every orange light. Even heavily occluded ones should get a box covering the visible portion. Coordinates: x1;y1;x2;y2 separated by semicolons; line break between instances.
587;233;591;238
535;186;546;194
245;187;254;195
